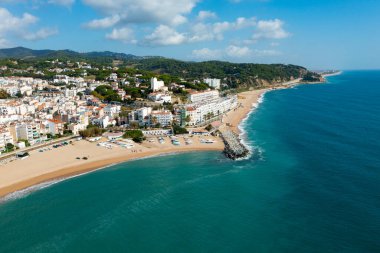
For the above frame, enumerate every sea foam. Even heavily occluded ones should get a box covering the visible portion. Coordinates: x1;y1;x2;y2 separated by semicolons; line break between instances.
236;91;268;161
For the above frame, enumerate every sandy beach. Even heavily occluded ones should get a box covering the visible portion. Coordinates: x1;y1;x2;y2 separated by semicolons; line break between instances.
221;89;269;134
0;87;269;198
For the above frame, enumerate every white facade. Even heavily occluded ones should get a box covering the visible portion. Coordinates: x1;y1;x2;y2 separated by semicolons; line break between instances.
188;90;219;103
148;93;172;103
68;123;87;135
204;78;221;89
130;107;152;126
16;123;41;142
0;128;14;148
185;96;238;126
104;105;121;118
150;111;173;127
47;119;64;135
150;77;165;91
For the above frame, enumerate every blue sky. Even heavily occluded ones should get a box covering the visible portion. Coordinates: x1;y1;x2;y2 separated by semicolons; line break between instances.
0;0;379;70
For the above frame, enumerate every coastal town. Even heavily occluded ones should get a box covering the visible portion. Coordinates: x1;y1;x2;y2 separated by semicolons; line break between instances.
0;54;325;197
0;57;271;197
0;59;242;156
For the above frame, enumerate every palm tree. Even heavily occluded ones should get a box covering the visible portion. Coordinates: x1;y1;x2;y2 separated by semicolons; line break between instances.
151;116;158;128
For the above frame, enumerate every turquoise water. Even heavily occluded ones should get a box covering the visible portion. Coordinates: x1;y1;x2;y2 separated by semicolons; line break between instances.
1;71;380;252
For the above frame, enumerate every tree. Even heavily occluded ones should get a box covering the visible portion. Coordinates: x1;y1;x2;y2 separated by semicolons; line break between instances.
92;85;121;102
151;116;158;127
205;124;213;131
129;122;140;129
79;126;104;138
123;130;145;143
0;89;10;99
15;91;23;98
77;92;84;99
5;143;14;152
172;124;188;135
18;139;31;147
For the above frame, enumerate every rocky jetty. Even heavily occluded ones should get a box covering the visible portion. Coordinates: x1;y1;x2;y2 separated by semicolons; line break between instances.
220;130;249;160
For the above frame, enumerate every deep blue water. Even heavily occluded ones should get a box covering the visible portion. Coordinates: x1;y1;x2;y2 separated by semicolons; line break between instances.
0;71;380;252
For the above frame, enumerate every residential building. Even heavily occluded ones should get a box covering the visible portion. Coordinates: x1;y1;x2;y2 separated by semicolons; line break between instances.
187;90;219;103
0;127;14;149
47;119;64;135
150;77;165;91
204;78;221;89
150;110;173;127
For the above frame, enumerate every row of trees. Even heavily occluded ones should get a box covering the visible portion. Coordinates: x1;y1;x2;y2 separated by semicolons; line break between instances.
79;126;105;138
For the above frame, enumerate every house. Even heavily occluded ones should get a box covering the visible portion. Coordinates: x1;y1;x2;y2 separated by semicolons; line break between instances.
47;119;64;135
0;127;14;149
68;123;87;135
147;92;172;103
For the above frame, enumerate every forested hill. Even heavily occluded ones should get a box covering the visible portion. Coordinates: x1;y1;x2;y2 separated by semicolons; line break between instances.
0;47;142;61
0;47;316;89
130;58;309;88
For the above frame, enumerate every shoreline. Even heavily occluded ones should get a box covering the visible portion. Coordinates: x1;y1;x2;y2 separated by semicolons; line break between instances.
0;73;341;200
0;139;224;199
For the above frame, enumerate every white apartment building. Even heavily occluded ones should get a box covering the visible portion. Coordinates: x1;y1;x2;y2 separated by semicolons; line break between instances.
129;107;152;126
148;93;172;103
185;96;238;126
103;105;121;118
19;86;33;96
150;110;173;127
204;78;221;89
16;123;41;143
187;90;219;103
93;116;115;128
150;77;165;91
65;88;78;98
47;119;64;135
53;75;69;84
0;127;14;149
68;123;87;135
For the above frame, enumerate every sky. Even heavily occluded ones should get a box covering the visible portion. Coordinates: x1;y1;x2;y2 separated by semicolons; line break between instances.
0;0;379;70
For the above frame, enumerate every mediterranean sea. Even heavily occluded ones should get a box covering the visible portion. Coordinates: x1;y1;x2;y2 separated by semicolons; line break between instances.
0;70;379;252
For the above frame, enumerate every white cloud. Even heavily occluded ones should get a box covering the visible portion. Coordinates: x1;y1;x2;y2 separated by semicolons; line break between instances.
80;1;289;48
143;25;186;46
106;27;136;44
189;17;256;42
226;45;252;58
197;10;217;21
83;0;198;26
191;48;222;60
22;27;58;40
84;15;121;29
253;19;290;40
0;7;56;44
192;45;281;61
0;8;37;34
0;38;11;48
